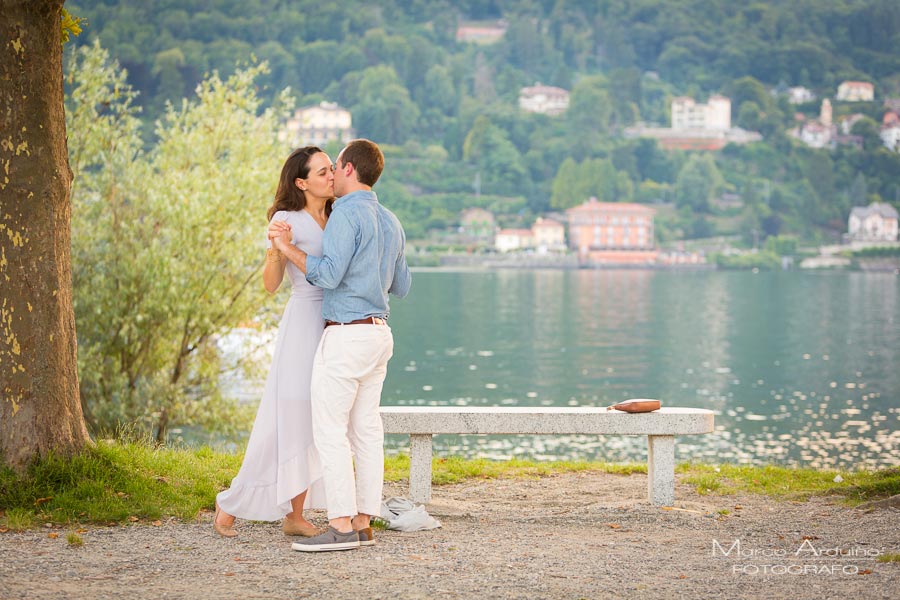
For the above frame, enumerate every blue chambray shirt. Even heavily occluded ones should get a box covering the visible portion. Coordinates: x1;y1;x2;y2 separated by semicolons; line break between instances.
306;190;411;322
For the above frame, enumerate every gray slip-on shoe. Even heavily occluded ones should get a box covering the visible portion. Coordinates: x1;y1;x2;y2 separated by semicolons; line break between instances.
356;527;375;547
291;527;360;552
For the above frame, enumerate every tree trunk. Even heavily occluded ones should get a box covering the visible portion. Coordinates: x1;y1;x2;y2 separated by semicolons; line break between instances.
0;0;90;471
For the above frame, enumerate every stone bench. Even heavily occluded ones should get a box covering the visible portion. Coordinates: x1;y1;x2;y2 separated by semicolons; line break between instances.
380;405;715;507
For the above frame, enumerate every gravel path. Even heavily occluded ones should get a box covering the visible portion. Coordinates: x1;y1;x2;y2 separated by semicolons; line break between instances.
2;471;898;599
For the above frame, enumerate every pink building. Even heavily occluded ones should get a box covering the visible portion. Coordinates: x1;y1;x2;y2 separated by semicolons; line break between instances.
566;198;657;264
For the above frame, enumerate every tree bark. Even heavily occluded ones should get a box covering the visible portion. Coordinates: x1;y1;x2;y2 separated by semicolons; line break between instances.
0;0;90;471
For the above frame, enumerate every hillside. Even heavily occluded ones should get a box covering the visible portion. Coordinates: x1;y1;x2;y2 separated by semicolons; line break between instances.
64;0;900;242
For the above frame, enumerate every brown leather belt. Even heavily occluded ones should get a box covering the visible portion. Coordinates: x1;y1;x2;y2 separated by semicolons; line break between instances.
325;316;386;327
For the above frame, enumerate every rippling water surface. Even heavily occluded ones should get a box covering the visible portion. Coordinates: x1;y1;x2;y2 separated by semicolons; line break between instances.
377;269;900;470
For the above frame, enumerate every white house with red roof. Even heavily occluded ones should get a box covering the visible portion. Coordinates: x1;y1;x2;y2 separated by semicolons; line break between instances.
836;81;874;102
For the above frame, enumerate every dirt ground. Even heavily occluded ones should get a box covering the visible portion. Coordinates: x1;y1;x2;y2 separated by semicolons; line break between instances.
1;471;898;599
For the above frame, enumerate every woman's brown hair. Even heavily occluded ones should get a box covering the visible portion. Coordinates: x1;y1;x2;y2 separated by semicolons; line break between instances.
266;146;334;221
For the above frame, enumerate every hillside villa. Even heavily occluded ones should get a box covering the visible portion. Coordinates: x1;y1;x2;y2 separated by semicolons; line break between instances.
848;202;899;243
518;84;570;116
283;101;355;147
803;202;898;269
671;95;731;130
788;99;863;150
624;94;761;150
836;81;874;102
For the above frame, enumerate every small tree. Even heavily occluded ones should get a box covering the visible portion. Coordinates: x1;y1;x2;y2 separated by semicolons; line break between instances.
550;158;633;209
674;154;725;213
567;75;612;155
462;115;527;196
67;43;291;441
351;65;420;144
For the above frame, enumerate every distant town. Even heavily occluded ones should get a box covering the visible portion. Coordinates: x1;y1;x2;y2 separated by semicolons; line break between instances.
288;80;900;154
284;81;899;270
436;198;898;271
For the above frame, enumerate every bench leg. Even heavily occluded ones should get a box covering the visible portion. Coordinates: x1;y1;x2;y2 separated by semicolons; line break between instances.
408;434;433;504
647;435;675;506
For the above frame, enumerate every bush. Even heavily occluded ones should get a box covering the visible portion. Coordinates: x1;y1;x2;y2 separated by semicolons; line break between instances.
715;251;781;270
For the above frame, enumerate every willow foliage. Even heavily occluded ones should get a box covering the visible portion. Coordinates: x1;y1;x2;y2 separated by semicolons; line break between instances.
66;42;292;441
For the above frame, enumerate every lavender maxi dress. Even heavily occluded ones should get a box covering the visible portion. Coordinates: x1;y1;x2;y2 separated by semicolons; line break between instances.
216;210;326;519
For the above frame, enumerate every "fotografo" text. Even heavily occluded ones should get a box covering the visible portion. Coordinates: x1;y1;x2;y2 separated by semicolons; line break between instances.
732;564;860;576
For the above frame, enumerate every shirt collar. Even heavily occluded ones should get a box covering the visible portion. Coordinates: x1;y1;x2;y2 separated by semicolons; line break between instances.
335;189;378;206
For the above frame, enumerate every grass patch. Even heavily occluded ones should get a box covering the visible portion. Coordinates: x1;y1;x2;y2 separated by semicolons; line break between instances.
0;440;240;525
683;471;725;495
66;532;84;547
384;455;644;486
388;456;897;507
1;507;35;530
677;464;900;504
833;467;900;504
877;553;900;564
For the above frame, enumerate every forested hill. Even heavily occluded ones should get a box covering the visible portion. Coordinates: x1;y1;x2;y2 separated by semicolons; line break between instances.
65;0;900;242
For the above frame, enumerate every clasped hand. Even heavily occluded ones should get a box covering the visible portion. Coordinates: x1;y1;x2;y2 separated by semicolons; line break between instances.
268;220;292;250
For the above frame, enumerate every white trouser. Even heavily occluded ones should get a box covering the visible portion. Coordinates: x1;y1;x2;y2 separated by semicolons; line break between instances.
311;323;394;520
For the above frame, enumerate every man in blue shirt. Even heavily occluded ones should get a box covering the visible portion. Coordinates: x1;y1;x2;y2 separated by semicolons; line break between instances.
271;139;410;552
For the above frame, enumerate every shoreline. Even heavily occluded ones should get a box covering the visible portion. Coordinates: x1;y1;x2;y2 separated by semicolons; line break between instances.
408;258;899;272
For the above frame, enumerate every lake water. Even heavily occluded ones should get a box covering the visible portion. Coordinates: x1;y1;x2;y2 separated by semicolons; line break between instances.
222;269;900;470
378;269;900;470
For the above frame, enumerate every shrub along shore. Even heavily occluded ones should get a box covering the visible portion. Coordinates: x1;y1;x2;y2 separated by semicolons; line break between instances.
1;440;898;530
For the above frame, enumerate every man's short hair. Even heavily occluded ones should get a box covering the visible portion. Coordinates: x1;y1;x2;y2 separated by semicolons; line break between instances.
340;139;384;187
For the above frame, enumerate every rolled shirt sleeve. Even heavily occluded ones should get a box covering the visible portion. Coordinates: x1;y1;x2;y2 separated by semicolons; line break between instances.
306;210;356;290
389;231;411;299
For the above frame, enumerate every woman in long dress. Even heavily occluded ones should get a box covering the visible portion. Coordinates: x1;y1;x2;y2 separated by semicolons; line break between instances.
214;146;334;537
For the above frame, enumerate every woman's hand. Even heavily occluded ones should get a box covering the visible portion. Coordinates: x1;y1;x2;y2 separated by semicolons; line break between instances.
268;220;291;242
273;228;292;252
